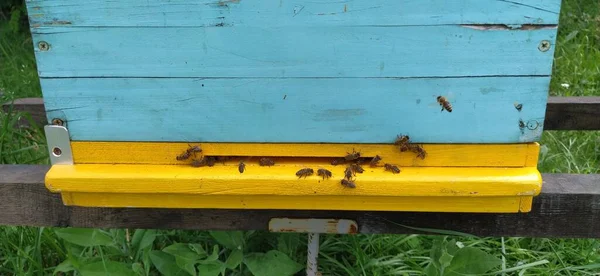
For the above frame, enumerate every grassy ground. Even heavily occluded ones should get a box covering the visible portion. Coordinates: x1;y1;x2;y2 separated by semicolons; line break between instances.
1;0;599;275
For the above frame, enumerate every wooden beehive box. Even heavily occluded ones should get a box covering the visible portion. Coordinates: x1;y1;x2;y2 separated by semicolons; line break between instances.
27;0;561;212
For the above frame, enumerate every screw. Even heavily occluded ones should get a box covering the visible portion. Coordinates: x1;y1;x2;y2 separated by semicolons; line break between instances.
52;147;62;156
538;40;551;52
51;118;64;126
527;120;539;130
38;41;50;51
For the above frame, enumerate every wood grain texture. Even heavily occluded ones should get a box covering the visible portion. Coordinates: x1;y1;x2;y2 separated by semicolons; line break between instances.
70;142;539;167
6;97;597;131
1;165;598;238
31;26;557;78
27;0;560;27
1;98;47;127
42;77;549;143
544;97;600;130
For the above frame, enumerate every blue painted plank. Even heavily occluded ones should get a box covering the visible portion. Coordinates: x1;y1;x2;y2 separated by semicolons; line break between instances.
41;77;549;143
27;0;560;27
32;26;557;78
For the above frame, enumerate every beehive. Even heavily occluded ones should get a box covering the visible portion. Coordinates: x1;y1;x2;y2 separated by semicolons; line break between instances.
27;0;561;212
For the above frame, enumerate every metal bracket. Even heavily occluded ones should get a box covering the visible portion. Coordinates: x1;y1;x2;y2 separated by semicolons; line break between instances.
44;125;73;165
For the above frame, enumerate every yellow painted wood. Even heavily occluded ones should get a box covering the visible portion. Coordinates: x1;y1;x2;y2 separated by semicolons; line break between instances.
45;165;541;196
519;196;534;212
45;164;541;212
71;142;539;167
60;192;526;213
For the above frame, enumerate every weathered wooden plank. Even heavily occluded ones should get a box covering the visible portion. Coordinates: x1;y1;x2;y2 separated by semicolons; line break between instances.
41;77;548;143
0;98;47;127
31;26;557;78
5;97;598;132
0;165;598;238
544;96;600;130
27;0;561;27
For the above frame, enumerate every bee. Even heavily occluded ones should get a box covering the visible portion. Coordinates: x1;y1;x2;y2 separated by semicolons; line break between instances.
317;168;332;179
187;145;202;154
394;135;411;152
238;161;246;173
384;163;401;174
369;155;382;167
296;168;314;178
408;144;427;159
259;157;275;166
437;96;453;112
191;157;207;167
176;151;192;161
344;166;354;179
350;163;364;174
341;179;356;188
344;149;361;161
205;156;216;167
330;157;346;166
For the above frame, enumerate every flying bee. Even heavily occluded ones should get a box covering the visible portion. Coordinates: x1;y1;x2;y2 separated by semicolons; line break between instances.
350;163;364;174
317;168;332;179
344;166;354;179
259;158;275;166
296;168;314;178
341;179;356;188
437;96;453;112
369;155;382;167
344;149;361;161
408;144;427;159
384;163;401;174
238;161;246;173
176;151;192;161
330;157;346;166
394;135;411;152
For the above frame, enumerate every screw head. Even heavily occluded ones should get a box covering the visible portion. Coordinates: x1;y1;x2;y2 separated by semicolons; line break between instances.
527;120;540;130
51;118;64;126
538;40;551;52
38;41;50;51
52;147;62;156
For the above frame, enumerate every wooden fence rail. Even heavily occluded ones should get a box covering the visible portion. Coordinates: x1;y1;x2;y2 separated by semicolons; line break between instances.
0;165;599;238
1;96;599;237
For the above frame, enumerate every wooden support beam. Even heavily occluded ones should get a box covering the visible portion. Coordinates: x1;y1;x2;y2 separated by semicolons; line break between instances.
4;97;600;130
1;165;598;238
544;96;600;130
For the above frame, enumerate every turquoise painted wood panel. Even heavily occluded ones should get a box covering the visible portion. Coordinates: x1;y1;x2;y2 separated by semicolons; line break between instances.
27;0;560;27
31;26;557;78
41;77;549;143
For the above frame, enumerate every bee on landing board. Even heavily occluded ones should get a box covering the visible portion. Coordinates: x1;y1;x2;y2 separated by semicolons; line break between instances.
259;157;275;166
176;151;192;161
317;168;332;179
238;161;246;173
344;149;361;161
350;163;365;174
408;144;427;160
384;163;401;174
437;96;453;112
341;179;356;188
394;135;411;152
344;166;354;179
187;145;202;154
330;157;346;166
296;168;314;178
369;155;382;167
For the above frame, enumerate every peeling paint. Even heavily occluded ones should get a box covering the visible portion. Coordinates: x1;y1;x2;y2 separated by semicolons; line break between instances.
461;24;557;30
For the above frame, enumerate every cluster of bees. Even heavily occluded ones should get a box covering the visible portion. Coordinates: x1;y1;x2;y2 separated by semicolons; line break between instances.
174;134;427;190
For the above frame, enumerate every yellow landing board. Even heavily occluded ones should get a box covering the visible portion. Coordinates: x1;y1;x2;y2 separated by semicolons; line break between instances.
46;165;541;212
71;142;540;167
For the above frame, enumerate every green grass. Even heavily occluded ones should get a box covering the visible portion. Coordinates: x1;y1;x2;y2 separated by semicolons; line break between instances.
1;0;599;275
